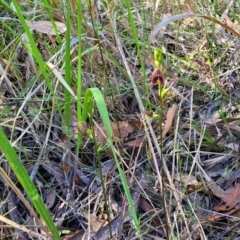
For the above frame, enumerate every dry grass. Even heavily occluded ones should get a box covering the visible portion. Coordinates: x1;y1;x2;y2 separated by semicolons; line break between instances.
1;0;240;239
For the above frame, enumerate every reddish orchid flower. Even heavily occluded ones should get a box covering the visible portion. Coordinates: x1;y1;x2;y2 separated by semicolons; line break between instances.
150;68;165;85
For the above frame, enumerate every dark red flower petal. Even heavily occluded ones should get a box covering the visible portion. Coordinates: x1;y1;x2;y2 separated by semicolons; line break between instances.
150;68;165;85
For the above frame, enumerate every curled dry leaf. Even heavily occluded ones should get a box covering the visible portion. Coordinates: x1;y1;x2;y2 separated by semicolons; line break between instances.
213;184;240;212
161;104;177;138
84;212;108;232
26;20;67;35
94;121;134;143
225;16;240;35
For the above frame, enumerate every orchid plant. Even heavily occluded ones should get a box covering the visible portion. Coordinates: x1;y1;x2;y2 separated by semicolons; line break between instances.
150;48;177;102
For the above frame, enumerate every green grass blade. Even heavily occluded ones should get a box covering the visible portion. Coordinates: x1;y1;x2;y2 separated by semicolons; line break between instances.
41;0;62;43
64;1;72;130
76;0;83;156
77;0;83;120
11;1;58;101
0;128;60;240
123;0;147;96
0;0;15;13
82;88;140;230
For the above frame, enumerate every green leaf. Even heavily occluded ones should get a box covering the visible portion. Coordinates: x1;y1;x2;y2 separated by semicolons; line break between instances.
0;128;60;240
82;88;140;230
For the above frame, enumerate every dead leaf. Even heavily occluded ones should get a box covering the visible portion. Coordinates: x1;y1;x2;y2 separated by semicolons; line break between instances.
202;155;230;168
224;143;239;152
181;4;194;25
140;197;163;228
124;137;146;148
175;173;209;194
59;164;71;173
213;184;240;211
129;119;144;129
0;98;4;111
227;122;240;132
185;0;195;12
101;159;115;176
62;230;85;240
206;180;226;199
94;121;134;143
187;183;209;193
225;16;240;35
175;173;198;185
231;207;240;218
84;212;108;232
26;20;66;35
45;190;56;209
204;117;240;137
210;203;240;221
205;132;227;152
204;117;240;125
77;121;88;136
161;104;177;138
175;173;202;190
130;118;159;129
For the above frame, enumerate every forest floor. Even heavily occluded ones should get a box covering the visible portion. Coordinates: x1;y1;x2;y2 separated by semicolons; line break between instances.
1;1;240;239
